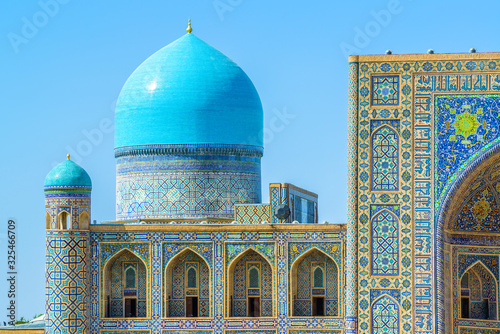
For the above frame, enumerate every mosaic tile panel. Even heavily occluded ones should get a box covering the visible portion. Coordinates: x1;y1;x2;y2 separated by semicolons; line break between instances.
371;75;399;106
371;125;399;191
371;210;399;276
371;295;399;334
46;230;89;334
226;243;275;268
455;186;500;232
436;95;500;200
234;204;271;224
116;145;262;220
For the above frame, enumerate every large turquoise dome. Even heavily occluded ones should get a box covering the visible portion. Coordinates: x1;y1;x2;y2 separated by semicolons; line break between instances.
114;33;263;149
44;158;92;189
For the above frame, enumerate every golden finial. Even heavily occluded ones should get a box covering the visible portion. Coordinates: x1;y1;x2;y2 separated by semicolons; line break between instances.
186;17;192;34
67;153;70;160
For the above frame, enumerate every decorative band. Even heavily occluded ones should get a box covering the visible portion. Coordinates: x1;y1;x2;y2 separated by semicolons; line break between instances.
115;143;264;158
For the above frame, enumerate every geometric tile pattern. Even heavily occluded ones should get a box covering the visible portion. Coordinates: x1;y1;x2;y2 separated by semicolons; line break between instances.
371;210;399;276
371;295;399;334
234;204;271;224
371;75;399;106
46;230;89;334
371;125;399;191
116;145;262;220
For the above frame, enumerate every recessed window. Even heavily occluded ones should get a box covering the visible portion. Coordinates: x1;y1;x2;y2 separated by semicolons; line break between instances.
125;267;136;288
187;267;197;289
313;267;324;288
249;267;260;288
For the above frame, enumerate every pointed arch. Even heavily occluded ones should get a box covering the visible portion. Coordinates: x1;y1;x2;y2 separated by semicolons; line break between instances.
371;295;400;334
79;211;89;229
313;266;324;288
125;266;137;289
289;247;340;317
102;248;149;318
371;125;399;191
45;211;51;230
371;209;399;276
57;210;70;230
436;140;500;333
459;260;498;320
226;247;274;318
163;247;211;318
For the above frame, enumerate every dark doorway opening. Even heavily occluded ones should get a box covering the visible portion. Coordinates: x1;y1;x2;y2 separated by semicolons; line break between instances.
248;297;260;317
312;297;325;316
461;298;470;319
186;297;198;317
125;298;137;317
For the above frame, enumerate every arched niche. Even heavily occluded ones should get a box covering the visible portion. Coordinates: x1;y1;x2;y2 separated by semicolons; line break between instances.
227;248;274;318
371;295;399;334
102;249;148;318
79;211;89;229
57;210;70;230
163;248;210;318
459;261;497;320
436;141;500;333
289;247;340;317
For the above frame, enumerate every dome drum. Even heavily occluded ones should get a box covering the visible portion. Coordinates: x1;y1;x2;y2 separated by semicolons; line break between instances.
116;144;262;221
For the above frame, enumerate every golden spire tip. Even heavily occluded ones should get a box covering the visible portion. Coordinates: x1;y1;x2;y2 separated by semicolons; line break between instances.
67;153;70;160
186;17;192;34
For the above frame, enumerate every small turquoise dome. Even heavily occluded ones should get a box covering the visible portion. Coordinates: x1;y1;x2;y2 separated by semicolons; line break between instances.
115;33;263;149
44;158;92;189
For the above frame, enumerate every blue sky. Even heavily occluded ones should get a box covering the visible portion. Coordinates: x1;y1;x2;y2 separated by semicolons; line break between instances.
1;0;499;321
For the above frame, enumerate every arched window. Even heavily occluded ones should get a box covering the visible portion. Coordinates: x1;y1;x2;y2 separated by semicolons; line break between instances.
372;296;399;334
313;267;324;288
460;262;497;320
58;211;70;229
372;126;399;191
461;273;469;289
125;267;136;288
46;212;51;229
187;267;197;289
248;267;260;288
372;210;399;276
